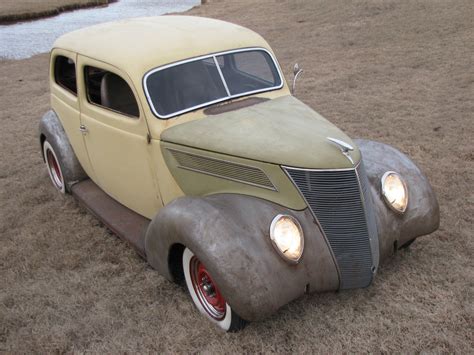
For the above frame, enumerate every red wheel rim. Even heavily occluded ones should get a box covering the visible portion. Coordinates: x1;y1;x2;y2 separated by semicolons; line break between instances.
189;256;226;320
46;149;63;188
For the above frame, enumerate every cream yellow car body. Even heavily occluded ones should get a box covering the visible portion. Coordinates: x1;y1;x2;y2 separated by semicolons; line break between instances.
40;15;439;330
50;16;295;218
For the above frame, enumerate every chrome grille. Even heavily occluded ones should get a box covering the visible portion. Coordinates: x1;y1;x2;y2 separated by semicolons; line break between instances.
284;163;377;289
168;149;276;190
358;162;380;271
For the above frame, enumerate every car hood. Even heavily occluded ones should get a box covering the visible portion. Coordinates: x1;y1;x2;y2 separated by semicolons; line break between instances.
160;95;360;169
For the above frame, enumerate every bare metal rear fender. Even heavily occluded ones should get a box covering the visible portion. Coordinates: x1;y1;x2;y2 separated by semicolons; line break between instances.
39;110;87;188
145;194;339;321
356;139;440;261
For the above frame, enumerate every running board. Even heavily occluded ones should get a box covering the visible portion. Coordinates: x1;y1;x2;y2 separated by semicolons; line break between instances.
71;179;149;258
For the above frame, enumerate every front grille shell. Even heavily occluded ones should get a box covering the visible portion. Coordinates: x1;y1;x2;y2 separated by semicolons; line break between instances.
284;162;379;289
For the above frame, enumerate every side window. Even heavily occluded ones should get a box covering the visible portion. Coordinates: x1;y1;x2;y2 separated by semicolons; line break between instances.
84;66;139;118
54;55;77;95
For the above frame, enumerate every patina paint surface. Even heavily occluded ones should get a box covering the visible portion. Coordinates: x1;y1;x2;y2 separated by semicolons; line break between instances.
160;141;307;209
161;95;361;169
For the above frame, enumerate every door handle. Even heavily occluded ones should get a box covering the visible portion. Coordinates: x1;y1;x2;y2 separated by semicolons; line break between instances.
79;125;88;134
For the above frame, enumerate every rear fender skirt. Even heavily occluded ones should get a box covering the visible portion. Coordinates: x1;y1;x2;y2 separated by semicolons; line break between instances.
355;139;440;261
145;194;339;321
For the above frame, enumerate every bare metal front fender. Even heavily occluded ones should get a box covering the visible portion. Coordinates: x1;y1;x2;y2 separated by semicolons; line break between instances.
356;139;440;261
145;194;339;321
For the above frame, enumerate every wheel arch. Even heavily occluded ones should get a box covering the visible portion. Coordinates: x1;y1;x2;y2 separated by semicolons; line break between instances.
39;133;47;162
168;242;186;283
355;139;440;261
39;110;87;190
144;193;339;321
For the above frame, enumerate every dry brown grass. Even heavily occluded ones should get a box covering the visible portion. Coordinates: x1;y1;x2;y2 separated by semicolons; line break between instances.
0;0;111;23
1;0;473;352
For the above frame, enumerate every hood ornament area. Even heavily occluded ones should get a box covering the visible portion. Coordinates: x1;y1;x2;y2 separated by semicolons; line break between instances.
327;137;355;164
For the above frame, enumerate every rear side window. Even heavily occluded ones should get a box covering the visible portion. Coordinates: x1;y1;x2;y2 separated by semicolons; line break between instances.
54;55;77;95
84;66;139;118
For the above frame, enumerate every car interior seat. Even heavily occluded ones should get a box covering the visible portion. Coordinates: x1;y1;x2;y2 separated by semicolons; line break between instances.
101;73;139;117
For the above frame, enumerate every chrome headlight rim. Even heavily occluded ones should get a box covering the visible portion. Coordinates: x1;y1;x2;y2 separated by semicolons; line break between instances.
381;171;409;214
269;214;304;264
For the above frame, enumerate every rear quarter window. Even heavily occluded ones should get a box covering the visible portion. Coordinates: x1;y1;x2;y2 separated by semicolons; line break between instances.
54;55;77;95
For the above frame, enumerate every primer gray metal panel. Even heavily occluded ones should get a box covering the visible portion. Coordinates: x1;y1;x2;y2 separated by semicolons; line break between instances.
285;165;376;289
357;161;380;272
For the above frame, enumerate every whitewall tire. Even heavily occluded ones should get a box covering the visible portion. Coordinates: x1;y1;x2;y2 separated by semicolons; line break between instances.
182;248;246;332
43;140;66;194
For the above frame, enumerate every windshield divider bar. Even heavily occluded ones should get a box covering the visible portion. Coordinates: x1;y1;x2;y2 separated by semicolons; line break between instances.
213;56;231;97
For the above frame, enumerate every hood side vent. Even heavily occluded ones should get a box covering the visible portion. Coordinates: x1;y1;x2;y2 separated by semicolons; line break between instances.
168;148;276;191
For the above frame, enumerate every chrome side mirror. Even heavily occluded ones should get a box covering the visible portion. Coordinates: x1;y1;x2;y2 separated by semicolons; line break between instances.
292;63;303;94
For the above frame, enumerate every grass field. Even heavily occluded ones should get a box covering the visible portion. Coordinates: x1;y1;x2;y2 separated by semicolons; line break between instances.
0;0;473;352
0;0;111;23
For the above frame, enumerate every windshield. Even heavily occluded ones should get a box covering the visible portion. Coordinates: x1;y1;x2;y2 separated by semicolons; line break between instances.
144;48;283;119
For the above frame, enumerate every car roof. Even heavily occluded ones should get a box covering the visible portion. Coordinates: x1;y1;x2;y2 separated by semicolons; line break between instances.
54;16;271;79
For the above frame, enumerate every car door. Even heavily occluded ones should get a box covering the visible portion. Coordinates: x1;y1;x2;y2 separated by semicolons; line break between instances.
50;49;95;179
77;55;162;219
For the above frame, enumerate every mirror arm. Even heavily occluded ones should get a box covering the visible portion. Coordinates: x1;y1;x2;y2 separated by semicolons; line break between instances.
292;68;303;94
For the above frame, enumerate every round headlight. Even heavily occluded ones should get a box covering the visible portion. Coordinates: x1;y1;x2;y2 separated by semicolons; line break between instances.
381;171;408;213
269;214;304;263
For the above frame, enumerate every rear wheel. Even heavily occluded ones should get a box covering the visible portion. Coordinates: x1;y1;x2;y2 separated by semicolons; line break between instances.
43;140;66;194
182;248;246;332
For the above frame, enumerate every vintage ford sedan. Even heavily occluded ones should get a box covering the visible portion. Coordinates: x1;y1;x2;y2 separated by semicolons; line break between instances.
39;16;439;331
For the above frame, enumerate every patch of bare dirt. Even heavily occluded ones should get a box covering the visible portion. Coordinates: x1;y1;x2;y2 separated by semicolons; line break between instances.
0;0;473;352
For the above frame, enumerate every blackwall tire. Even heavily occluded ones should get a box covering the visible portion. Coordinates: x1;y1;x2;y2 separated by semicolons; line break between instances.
182;248;246;332
43;140;66;194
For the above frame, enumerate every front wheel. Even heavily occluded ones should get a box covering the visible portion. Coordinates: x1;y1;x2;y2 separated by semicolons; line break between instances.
182;248;246;332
